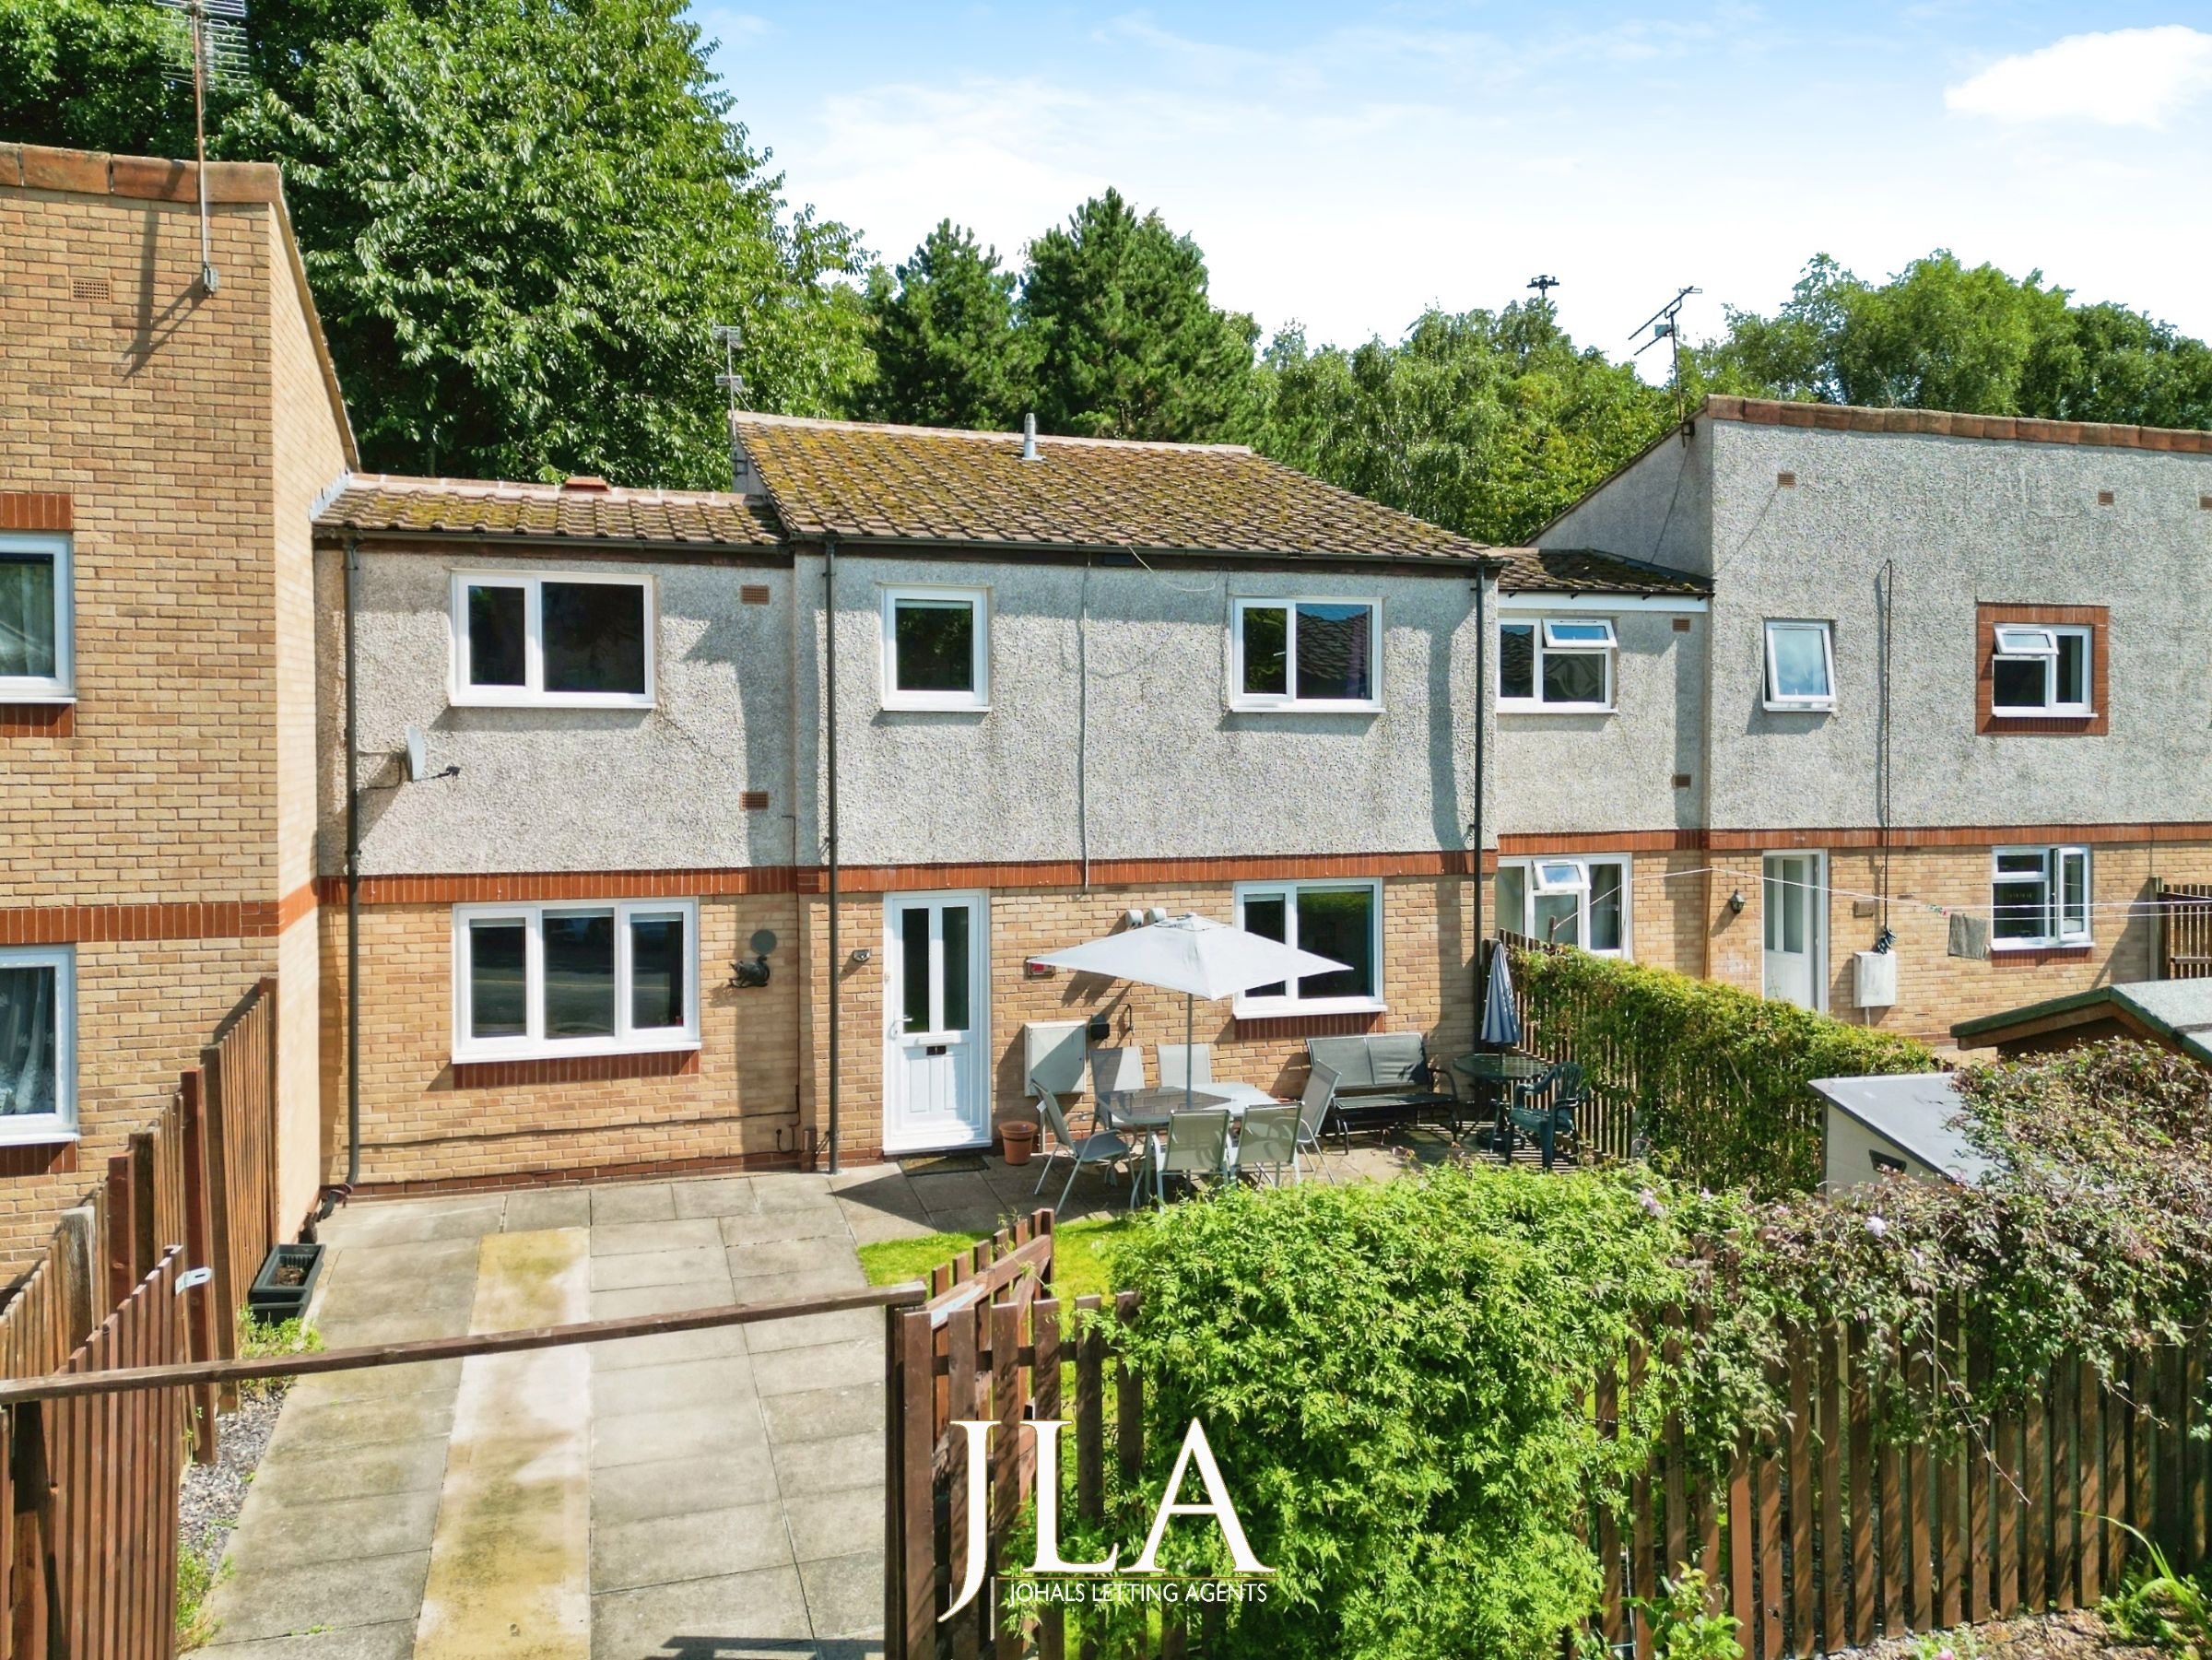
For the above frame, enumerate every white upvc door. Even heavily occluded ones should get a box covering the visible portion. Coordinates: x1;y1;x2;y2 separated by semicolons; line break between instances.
882;891;992;1154
1761;852;1827;1012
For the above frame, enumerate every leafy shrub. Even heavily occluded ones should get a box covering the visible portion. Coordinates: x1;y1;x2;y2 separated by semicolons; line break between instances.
1100;1164;1745;1660
2100;1522;2212;1658
1629;1569;1741;1660
1511;946;1933;1195
236;1313;323;1403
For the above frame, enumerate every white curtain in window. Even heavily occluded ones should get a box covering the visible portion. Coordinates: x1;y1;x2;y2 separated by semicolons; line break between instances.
0;965;54;1118
0;554;56;680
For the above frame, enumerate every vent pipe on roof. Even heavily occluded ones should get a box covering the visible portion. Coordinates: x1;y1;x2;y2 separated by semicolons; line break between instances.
1020;413;1040;462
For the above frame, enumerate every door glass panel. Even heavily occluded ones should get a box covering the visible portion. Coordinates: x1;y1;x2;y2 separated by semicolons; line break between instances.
1764;870;1783;951
542;582;646;694
1295;603;1371;700
1542;650;1605;704
900;908;931;1033
542;910;616;1036
629;912;686;1031
0;964;58;1116
1783;866;1806;954
941;905;971;1032
894;598;975;693
0;552;58;679
466;921;527;1039
1240;606;1288;696
1295;888;1373;1000
1586;864;1623;951
1241;895;1287;997
465;584;525;688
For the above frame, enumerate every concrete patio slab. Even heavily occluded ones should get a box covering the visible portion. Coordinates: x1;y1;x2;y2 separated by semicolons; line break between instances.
591;1183;678;1225
206;1550;432;1644
800;1551;885;1641
504;1187;594;1230
594;1356;755;1417
591;1501;792;1593
769;1430;882;1497
222;1488;444;1569
589;1563;814;1658
669;1176;757;1219
588;1243;730;1291
588;1449;780;1528
589;1217;724;1256
748;1339;878;1398
200;1621;418;1660
759;1383;883;1445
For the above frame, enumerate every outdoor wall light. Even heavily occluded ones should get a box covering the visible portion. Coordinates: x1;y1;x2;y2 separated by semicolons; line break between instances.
848;948;874;966
730;929;778;989
1727;889;1747;914
1124;908;1146;926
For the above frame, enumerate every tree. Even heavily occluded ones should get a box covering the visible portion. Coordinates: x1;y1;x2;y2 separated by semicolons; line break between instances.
1021;188;1259;441
225;0;869;484
1253;302;1673;546
0;0;202;156
1696;251;2212;427
858;220;1027;430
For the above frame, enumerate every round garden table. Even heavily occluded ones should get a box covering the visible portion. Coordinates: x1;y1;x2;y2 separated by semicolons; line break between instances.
1452;1052;1551;1159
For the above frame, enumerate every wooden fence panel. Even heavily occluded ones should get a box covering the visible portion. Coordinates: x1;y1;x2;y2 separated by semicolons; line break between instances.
2159;882;2212;978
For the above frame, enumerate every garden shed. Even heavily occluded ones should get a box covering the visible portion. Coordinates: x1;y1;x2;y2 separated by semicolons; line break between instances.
1950;978;2212;1067
1810;1072;1994;1193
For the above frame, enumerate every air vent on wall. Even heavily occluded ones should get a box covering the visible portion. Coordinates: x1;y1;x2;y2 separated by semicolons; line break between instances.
740;790;770;810
740;584;771;606
71;277;112;301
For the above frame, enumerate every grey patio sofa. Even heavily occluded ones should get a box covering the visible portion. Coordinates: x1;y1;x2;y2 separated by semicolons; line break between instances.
1304;1033;1458;1148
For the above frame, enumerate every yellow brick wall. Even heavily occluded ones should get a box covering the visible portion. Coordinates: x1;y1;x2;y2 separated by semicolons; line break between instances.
803;877;1482;1161
321;895;807;1187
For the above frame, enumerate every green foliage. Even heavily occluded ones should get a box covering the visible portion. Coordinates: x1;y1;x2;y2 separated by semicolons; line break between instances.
1098;1165;1715;1660
0;0;203;156
224;0;867;484
1694;251;2212;429
1253;303;1676;545
858;220;1028;430
1022;188;1261;441
2100;1523;2212;1659
1908;1627;1985;1660
237;1311;322;1402
175;1548;229;1649
856;1214;1142;1305
1629;1569;1741;1660
1510;945;1934;1195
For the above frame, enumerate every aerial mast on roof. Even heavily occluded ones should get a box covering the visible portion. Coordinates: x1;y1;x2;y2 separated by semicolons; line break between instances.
1630;285;1702;426
154;0;248;294
712;323;747;491
1526;274;1560;305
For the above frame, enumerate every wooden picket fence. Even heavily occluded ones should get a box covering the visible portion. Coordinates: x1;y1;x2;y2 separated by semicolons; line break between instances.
0;1247;194;1659
2159;881;2212;979
887;1219;2212;1659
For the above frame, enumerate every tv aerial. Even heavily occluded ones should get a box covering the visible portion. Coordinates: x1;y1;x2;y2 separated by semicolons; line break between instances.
1630;285;1703;422
153;0;250;293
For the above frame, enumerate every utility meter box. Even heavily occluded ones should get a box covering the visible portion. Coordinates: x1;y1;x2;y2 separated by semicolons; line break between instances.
1853;950;1899;1010
1022;1019;1088;1099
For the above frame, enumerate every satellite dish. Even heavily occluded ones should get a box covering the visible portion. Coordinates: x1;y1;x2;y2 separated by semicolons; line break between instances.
404;725;429;782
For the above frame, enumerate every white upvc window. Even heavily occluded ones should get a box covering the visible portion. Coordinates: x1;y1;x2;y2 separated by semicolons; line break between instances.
1991;624;2091;717
451;571;653;708
1498;617;1616;712
453;898;700;1062
1230;597;1382;711
882;586;990;710
1493;855;1632;956
0;945;76;1143
1990;846;2091;949
1763;619;1835;712
1230;879;1383;1017
0;533;73;701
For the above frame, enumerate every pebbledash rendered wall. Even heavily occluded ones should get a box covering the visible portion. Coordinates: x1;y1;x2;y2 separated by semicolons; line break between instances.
0;149;350;1268
1534;405;2212;1042
312;539;809;1187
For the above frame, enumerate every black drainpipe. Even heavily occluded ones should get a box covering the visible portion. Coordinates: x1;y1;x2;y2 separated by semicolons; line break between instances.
823;536;841;1174
319;536;363;1219
1472;559;1496;1016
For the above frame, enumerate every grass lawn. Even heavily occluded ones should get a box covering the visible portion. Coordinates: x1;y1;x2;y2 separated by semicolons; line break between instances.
857;1213;1147;1304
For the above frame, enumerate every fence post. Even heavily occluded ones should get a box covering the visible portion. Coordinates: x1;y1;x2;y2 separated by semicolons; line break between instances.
6;1404;52;1658
52;1209;98;1357
178;1069;221;1464
259;976;281;1251
102;1156;134;1307
128;1127;159;1282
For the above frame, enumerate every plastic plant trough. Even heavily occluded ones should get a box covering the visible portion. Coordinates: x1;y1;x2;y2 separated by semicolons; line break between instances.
246;1242;325;1323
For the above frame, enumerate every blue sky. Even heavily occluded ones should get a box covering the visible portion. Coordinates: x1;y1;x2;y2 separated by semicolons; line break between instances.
692;5;2212;370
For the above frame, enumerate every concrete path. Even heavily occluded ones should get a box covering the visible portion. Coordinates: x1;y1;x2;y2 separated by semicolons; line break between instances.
201;1171;902;1660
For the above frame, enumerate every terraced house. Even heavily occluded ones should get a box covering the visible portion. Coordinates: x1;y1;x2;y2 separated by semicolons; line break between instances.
1514;396;2212;1042
0;147;348;1268
315;416;1590;1179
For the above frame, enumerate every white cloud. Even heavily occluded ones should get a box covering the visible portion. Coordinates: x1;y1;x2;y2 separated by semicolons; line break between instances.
1945;26;2212;128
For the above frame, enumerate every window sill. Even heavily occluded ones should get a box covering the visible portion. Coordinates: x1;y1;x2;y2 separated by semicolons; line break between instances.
1989;940;2092;956
1230;995;1386;1021
453;1036;700;1067
1228;699;1383;715
450;1049;700;1088
0;689;75;705
881;698;991;713
1498;701;1616;716
1762;700;1833;714
451;690;655;711
1989;708;2095;721
0;1127;78;1148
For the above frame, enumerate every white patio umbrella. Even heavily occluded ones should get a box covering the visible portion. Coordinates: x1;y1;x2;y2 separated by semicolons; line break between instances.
1033;914;1350;1109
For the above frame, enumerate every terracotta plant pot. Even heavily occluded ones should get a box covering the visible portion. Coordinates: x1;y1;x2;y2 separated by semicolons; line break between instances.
1000;1122;1038;1167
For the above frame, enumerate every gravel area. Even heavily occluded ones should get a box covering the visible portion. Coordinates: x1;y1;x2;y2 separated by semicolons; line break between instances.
1841;1609;2158;1660
178;1385;288;1580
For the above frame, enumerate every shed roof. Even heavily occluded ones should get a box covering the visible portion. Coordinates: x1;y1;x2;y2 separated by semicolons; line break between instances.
1810;1072;1995;1187
1492;546;1710;597
1951;979;2212;1066
316;476;783;547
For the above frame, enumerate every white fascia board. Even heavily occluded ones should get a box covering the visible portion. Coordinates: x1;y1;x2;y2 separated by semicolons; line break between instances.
1496;593;1707;613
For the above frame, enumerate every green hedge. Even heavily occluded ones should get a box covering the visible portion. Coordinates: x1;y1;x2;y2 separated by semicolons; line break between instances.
1511;945;1934;1195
